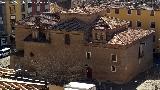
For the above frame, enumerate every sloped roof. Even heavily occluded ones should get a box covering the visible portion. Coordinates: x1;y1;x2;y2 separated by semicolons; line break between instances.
53;18;88;31
0;67;45;90
108;28;154;45
0;78;45;90
61;5;105;14
17;14;58;27
93;16;129;30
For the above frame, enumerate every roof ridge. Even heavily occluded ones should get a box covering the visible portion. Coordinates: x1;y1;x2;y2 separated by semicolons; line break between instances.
114;34;125;45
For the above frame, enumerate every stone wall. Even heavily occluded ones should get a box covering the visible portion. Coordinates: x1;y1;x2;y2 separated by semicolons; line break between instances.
12;28;154;84
15;25;31;50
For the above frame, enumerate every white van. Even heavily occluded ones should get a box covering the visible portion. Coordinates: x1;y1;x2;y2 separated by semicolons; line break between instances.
64;82;96;90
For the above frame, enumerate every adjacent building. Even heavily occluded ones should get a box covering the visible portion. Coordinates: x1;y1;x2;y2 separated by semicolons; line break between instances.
4;0;50;36
4;0;22;35
0;1;5;33
27;0;50;15
102;4;160;53
12;8;154;84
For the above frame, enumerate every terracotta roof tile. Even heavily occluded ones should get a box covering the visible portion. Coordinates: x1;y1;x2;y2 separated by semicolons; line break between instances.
93;16;129;30
108;28;154;45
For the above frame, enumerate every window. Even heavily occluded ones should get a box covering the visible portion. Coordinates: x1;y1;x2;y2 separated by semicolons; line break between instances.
37;6;40;12
65;34;70;45
115;8;119;14
10;15;16;20
107;8;110;13
10;19;16;26
100;33;104;40
128;9;131;14
111;54;117;62
138;42;145;58
150;10;155;16
86;52;91;59
137;21;141;27
21;4;25;12
111;66;116;72
137;9;141;15
150;22;155;28
129;21;132;27
95;33;98;40
10;5;16;14
28;3;32;8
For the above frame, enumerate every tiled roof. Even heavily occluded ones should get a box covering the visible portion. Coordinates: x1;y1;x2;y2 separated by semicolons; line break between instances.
61;5;105;14
53;18;88;31
17;14;58;26
0;68;15;77
108;29;154;45
0;78;45;90
93;16;129;30
60;3;160;15
137;80;160;90
105;3;155;10
0;68;45;90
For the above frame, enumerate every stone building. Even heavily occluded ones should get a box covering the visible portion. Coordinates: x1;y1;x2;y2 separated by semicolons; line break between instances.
12;10;154;84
